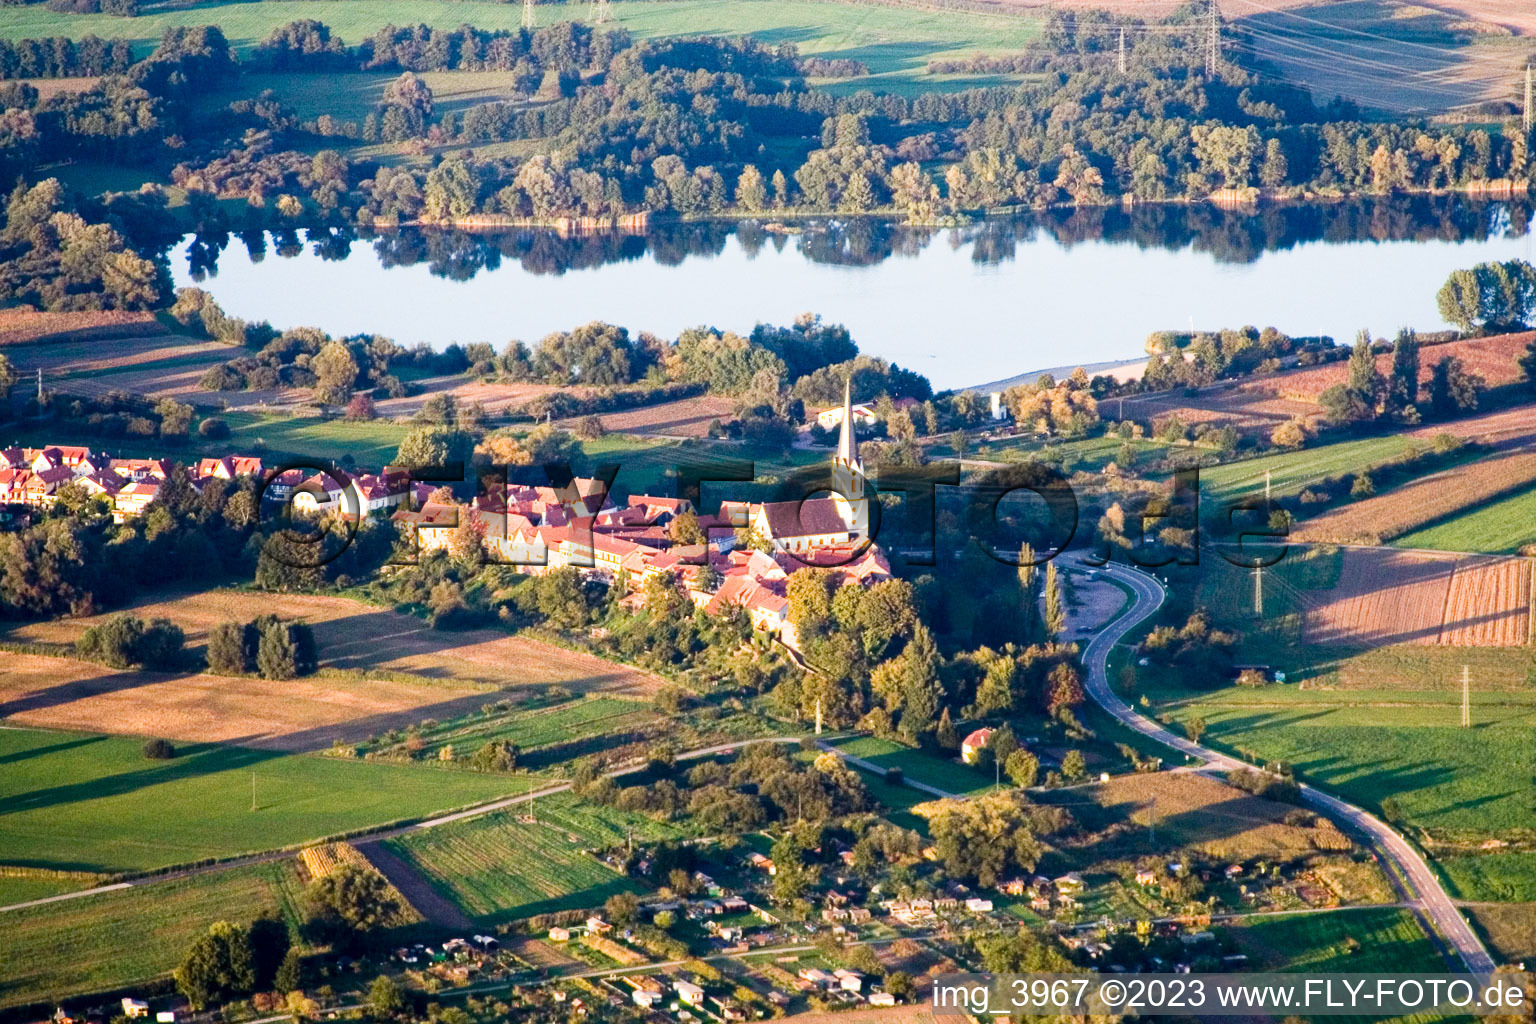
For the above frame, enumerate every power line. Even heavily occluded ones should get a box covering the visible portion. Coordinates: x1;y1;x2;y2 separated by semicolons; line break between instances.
1206;0;1221;76
1527;65;1534;134
1225;0;1526;59
1241;24;1527;85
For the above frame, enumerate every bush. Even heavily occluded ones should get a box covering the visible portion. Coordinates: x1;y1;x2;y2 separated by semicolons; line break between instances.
198;417;231;439
143;738;176;759
207;620;254;674
77;614;184;669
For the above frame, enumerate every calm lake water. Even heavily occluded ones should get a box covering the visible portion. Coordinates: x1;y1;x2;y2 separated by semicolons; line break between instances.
174;196;1536;391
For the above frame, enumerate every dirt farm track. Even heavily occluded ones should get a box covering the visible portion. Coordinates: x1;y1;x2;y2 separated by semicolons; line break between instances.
0;589;661;748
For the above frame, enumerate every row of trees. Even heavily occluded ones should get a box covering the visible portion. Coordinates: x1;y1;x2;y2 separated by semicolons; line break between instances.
0;34;134;79
1321;328;1487;427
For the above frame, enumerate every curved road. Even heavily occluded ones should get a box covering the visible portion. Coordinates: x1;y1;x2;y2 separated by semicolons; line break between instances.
1075;557;1496;975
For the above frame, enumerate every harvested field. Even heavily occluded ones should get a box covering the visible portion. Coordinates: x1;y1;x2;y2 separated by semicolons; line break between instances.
0;651;491;750
2;588;660;695
1115;379;1319;438
1291;449;1536;544
298;841;370;880
0;309;160;347
371;376;573;419
0;589;661;746
1408;401;1536;449
1045;770;1343;864
2;329;249;406
1438;555;1532;645
1296;547;1530;647
8;334;229;375
1218;0;1536;116
557;393;737;437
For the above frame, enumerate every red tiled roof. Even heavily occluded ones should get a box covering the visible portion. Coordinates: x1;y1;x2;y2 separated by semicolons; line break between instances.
756;497;850;539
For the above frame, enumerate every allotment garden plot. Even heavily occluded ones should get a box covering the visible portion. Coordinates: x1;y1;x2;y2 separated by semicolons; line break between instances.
381;795;684;925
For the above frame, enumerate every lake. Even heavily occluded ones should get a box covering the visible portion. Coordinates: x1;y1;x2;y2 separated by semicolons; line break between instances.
174;195;1536;391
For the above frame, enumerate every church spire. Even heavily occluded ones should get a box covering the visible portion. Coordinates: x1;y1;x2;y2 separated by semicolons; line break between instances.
837;375;857;466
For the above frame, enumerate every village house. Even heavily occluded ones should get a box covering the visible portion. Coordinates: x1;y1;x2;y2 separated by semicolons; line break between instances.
960;727;994;765
815;400;879;430
197;455;264;481
109;458;172;482
1054;873;1086;895
32;445;92;473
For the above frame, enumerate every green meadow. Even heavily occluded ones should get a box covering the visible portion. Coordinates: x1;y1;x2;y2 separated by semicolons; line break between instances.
1230;907;1444;973
1437;851;1536;903
1150;683;1536;835
0;728;524;874
1394;485;1536;553
1196;435;1422;508
829;735;993;797
2;0;1043;89
0;860;306;1010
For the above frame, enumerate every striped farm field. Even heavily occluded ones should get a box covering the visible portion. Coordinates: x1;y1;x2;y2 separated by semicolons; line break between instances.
1300;547;1530;648
382;796;684;924
1292;449;1536;545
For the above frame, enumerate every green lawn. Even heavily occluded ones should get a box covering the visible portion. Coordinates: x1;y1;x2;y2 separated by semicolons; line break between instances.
193;69;532;126
220;410;411;466
382;794;679;923
1394;484;1536;553
0;728;526;874
1229;907;1445;973
0;860;306;1010
829;735;993;796
2;0;1043;88
1438;851;1536;903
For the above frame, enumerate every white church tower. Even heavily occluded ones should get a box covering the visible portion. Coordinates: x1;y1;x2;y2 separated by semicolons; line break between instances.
831;377;868;535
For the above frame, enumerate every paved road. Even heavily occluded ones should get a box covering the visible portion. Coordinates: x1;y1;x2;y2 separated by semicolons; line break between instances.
1075;557;1496;975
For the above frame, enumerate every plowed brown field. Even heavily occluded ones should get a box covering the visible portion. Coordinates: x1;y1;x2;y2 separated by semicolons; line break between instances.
1118;333;1535;439
1299;547;1530;647
0;309;159;346
1275;333;1533;403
